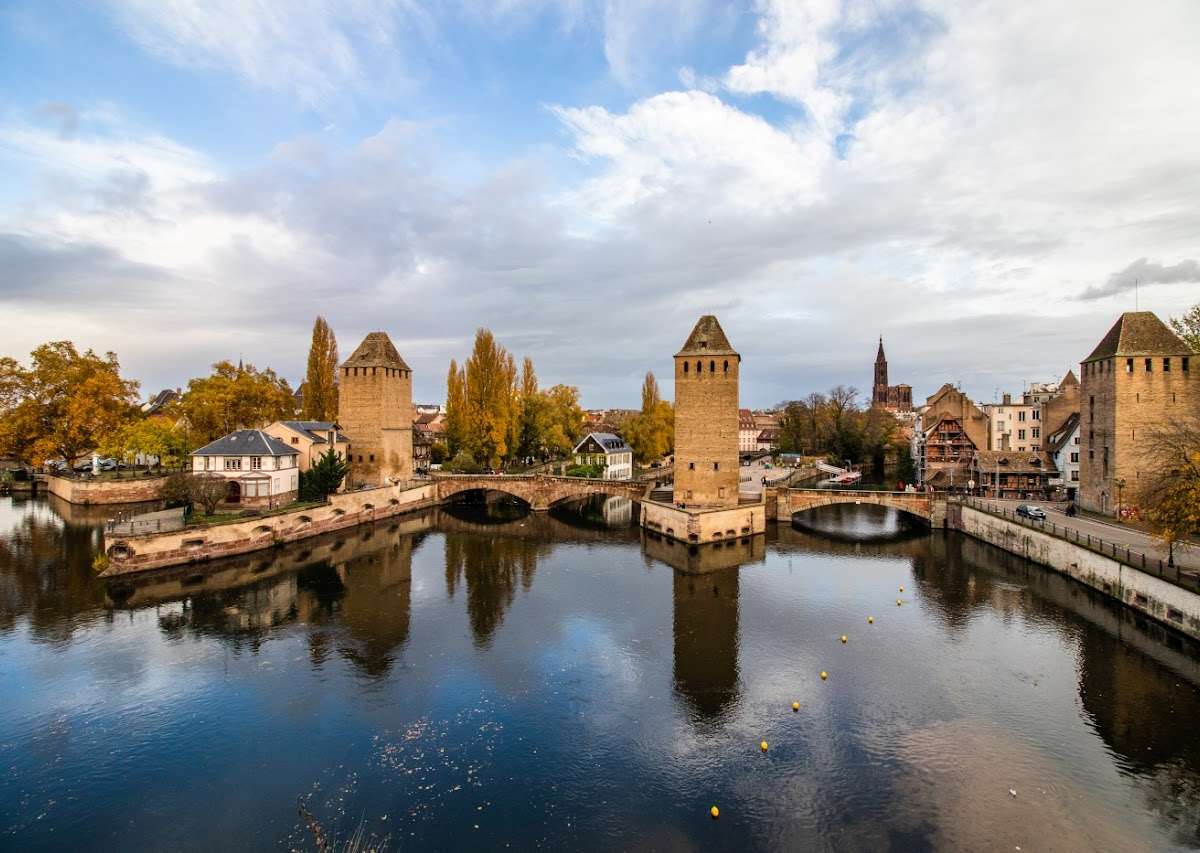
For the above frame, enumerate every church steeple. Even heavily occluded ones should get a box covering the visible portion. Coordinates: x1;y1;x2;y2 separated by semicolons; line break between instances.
873;336;889;405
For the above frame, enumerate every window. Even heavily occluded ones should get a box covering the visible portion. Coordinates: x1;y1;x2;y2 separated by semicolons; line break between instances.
251;456;262;470
688;462;695;470
1070;470;1079;481
1018;429;1026;440
369;454;375;462
1126;358;1133;372
225;457;242;470
291;437;299;444
1145;358;1152;372
1032;428;1039;439
709;360;715;372
713;462;719;471
1018;411;1026;422
683;361;688;373
1164;358;1171;372
723;360;729;373
1184;357;1190;372
696;360;701;373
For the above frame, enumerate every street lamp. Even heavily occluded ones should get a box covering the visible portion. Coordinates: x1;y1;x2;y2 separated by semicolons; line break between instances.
1115;478;1126;523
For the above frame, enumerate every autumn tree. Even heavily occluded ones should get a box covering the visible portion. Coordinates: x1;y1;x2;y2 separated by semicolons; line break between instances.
1170;303;1200;351
0;341;140;468
302;316;339;420
105;415;187;473
176;360;296;444
540;384;584;457
1139;417;1200;567
445;330;518;468
624;372;674;464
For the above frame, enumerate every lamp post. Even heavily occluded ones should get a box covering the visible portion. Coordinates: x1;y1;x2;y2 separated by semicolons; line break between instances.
1115;478;1125;523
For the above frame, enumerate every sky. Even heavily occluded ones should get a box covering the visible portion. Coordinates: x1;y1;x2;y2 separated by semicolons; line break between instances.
2;0;1198;409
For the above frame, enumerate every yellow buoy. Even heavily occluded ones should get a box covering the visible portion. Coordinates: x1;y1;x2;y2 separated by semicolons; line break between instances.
899;585;905;592
760;740;768;752
710;806;720;819
867;616;874;624
792;701;800;712
896;599;902;606
820;670;828;681
840;634;848;644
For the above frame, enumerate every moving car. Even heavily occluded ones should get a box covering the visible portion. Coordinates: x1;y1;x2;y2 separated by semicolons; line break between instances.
1016;503;1047;520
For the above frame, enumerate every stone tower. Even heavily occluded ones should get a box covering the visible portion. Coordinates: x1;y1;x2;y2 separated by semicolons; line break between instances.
337;332;414;486
673;315;740;508
1079;312;1196;515
873;336;889;407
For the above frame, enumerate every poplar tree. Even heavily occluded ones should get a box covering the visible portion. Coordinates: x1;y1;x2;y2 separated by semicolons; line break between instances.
302;316;339;420
445;359;465;456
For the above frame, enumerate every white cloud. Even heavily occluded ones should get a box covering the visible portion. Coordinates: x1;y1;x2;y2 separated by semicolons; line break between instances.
105;0;428;107
5;0;1200;406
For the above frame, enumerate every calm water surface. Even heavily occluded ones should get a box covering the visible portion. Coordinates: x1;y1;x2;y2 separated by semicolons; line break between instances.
2;493;1200;851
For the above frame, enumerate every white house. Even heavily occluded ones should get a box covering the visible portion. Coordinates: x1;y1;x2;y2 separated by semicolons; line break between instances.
572;432;634;480
1045;412;1080;502
190;429;300;508
738;409;759;452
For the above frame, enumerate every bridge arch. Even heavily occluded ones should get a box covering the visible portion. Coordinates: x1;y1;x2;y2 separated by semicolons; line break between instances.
778;489;935;526
433;475;646;512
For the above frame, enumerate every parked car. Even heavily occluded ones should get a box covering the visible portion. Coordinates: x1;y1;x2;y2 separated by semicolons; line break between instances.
1016;504;1047;520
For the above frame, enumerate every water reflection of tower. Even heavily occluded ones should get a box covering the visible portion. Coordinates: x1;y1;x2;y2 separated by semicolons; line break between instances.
672;567;740;721
298;531;418;678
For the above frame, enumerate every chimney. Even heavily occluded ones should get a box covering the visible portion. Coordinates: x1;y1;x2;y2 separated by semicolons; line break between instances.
1002;393;1012;405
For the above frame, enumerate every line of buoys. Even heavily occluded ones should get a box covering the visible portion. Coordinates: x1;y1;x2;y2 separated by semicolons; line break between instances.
896;598;902;606
710;805;720;819
899;585;904;593
820;670;828;681
840;634;848;644
792;701;800;712
760;740;769;752
868;615;874;624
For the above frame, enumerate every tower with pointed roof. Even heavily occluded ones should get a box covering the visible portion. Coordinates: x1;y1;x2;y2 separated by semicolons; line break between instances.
337;331;414;486
673;315;740;508
1078;311;1196;515
873;337;889;407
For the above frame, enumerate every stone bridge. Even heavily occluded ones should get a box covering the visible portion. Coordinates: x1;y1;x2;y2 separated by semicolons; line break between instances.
430;473;648;511
766;488;946;526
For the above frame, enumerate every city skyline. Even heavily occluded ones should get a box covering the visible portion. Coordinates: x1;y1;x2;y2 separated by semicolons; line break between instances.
2;0;1199;406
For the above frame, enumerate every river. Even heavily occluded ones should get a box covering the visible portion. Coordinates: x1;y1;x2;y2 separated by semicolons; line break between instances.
2;493;1199;851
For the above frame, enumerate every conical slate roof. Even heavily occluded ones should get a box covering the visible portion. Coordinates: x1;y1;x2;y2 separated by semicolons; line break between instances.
1083;312;1192;363
676;315;739;357
341;331;410;370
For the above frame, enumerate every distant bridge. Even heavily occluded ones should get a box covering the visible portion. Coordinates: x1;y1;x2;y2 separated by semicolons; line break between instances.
767;488;945;525
430;473;648;511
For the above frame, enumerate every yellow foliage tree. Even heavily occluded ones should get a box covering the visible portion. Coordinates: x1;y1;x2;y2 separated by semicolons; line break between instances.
176;360;296;444
0;342;140;467
302;316;339;420
1140;418;1200;567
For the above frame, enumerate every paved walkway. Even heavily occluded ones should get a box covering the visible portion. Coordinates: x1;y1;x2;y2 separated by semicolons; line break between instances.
968;498;1200;575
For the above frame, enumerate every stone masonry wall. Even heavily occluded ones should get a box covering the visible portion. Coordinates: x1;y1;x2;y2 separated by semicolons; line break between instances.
1080;355;1197;514
338;365;414;486
673;355;740;507
640;499;765;546
959;505;1200;640
102;481;439;575
46;475;166;505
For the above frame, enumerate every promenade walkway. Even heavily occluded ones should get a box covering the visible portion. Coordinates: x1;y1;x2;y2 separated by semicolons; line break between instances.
966;497;1199;577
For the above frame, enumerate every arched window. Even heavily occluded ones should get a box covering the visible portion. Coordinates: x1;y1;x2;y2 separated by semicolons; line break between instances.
696;360;701;373
683;361;689;374
709;360;715;372
723;360;729;373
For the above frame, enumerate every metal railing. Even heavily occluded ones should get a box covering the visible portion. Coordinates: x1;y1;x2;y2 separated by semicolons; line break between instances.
956;496;1196;591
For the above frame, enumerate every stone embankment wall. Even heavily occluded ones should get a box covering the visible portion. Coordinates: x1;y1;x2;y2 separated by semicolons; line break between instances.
641;498;765;546
46;475;166;505
958;505;1200;640
102;482;439;575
